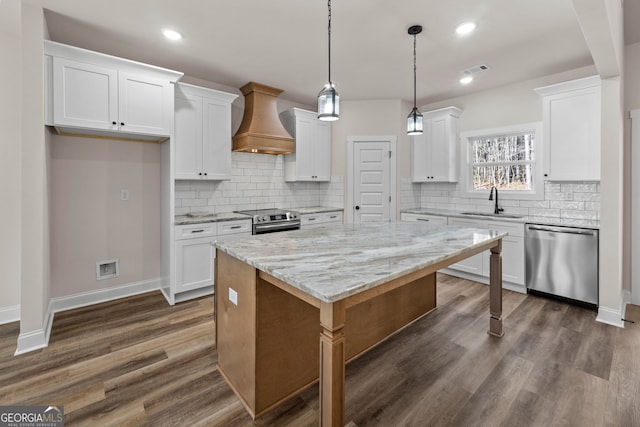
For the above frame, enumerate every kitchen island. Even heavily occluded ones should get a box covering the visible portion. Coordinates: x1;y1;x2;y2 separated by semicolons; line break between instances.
215;221;506;426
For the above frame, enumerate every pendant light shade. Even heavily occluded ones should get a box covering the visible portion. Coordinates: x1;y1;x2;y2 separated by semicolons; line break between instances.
407;25;423;135
407;107;423;135
318;83;339;121
318;0;339;121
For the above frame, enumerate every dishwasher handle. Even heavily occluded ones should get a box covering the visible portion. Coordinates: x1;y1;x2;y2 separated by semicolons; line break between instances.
527;225;596;236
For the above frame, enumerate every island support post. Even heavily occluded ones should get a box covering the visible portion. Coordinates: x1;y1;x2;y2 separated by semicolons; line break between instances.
489;241;504;337
319;300;346;427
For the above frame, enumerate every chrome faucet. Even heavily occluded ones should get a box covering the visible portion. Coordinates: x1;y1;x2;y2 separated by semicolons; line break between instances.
489;186;504;215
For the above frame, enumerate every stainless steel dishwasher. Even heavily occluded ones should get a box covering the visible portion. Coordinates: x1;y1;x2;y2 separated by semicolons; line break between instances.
525;224;599;306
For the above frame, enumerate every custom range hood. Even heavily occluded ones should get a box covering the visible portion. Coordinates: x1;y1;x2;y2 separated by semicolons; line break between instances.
232;82;295;154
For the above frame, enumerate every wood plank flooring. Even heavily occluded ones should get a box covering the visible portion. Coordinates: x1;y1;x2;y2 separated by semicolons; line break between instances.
1;273;639;426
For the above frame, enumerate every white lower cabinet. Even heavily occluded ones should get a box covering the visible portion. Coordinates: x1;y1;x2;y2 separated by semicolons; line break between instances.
300;211;343;228
446;217;525;290
175;235;216;294
482;221;525;286
447;218;485;275
174;220;250;300
400;212;525;292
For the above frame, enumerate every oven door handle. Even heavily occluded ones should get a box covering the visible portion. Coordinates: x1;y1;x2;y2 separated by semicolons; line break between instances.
254;222;301;232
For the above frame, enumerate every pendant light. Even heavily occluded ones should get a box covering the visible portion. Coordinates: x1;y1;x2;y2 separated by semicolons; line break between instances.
407;25;423;135
318;0;339;121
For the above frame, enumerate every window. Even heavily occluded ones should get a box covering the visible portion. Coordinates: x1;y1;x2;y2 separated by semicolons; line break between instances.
462;123;543;200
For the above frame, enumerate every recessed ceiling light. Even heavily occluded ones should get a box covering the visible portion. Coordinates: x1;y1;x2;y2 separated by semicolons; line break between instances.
162;29;183;41
456;22;477;35
460;73;474;84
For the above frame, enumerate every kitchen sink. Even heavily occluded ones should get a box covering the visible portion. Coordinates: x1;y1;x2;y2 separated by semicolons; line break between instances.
460;211;524;219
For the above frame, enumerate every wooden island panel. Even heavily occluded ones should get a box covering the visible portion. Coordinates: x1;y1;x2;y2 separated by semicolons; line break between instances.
216;251;438;419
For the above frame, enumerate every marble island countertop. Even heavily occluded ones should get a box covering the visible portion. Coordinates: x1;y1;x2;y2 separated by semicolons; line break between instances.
402;208;600;229
215;221;506;303
175;212;251;226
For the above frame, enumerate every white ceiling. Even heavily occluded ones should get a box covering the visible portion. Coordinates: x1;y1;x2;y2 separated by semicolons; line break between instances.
40;0;639;107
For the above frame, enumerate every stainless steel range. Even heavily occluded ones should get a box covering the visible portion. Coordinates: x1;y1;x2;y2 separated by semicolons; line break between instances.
236;208;301;235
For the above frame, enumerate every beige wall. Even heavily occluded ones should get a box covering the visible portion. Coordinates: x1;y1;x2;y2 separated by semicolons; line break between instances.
0;0;22;315
420;66;597;133
329;99;410;218
624;42;640;294
50;136;162;297
19;2;50;336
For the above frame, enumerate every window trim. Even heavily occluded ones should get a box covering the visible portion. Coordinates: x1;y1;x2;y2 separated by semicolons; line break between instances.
461;122;544;201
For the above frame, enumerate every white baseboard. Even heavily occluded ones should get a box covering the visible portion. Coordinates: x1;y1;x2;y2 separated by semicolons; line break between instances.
14;278;161;355
15;301;54;355
0;305;20;325
596;306;625;328
50;277;161;313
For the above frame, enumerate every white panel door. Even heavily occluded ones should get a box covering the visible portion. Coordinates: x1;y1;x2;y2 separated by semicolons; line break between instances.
202;97;232;180
354;141;391;223
175;236;215;293
52;57;118;130
118;72;171;136
314;120;332;180
174;92;203;180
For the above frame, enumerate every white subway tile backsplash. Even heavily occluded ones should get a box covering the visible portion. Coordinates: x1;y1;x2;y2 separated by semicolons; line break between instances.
418;179;599;221
175;153;344;213
550;201;585;210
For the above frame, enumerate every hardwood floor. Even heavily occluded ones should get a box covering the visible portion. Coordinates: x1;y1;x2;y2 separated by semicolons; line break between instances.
1;274;639;426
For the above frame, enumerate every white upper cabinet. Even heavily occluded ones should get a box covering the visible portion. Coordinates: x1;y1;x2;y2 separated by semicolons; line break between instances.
174;83;238;180
52;58;118;131
118;72;174;136
45;41;182;141
535;76;601;181
280;108;332;182
411;106;462;182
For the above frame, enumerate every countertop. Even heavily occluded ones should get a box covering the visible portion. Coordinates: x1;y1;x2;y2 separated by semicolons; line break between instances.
175;212;251;226
401;208;600;229
215;221;506;303
285;206;344;214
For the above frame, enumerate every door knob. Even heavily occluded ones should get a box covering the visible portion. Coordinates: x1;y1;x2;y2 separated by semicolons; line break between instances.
355;206;360;210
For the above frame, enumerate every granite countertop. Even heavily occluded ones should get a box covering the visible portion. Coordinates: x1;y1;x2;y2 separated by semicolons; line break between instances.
175;212;251;226
402;208;600;229
286;206;344;214
215;222;506;303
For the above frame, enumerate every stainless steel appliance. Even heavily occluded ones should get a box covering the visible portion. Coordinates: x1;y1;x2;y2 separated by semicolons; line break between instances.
236;208;301;235
525;224;599;306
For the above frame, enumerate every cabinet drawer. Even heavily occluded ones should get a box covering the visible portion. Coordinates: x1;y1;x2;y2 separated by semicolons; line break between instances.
175;223;216;240
486;221;524;237
323;212;343;223
217;220;251;235
301;214;322;226
401;213;447;225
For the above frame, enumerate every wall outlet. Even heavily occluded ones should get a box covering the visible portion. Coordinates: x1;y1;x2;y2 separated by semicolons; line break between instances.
120;189;129;201
229;288;238;306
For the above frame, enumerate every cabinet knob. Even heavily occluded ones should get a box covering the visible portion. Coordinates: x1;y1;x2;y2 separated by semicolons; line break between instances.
355;205;360;210
112;121;117;125
198;172;202;176
120;122;125;126
204;172;208;176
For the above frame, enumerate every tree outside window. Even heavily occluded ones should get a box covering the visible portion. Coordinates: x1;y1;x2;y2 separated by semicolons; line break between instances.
470;132;535;191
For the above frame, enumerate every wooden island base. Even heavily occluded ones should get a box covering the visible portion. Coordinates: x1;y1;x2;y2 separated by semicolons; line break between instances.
216;251;437;419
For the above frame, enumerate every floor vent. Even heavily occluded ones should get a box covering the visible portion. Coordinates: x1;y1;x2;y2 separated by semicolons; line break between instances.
96;260;119;280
